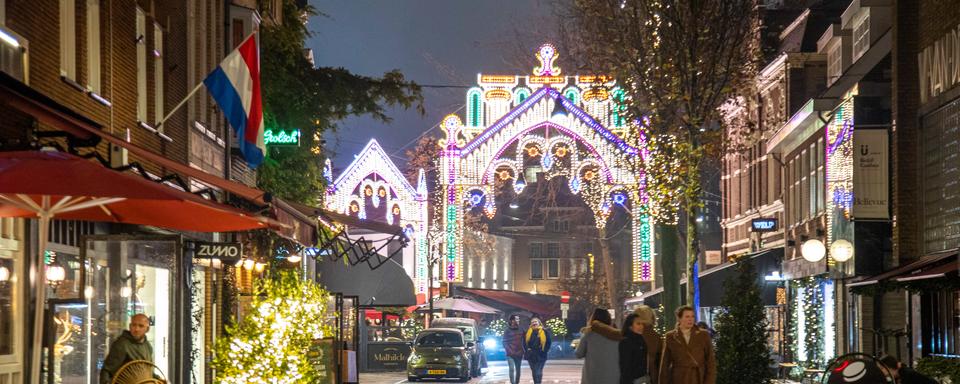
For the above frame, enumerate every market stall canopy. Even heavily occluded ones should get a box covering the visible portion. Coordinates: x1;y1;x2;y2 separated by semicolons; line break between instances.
459;288;560;318
416;297;501;314
316;255;416;307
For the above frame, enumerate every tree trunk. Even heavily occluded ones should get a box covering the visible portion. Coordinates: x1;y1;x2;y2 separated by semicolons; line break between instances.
686;205;700;312
658;223;681;330
598;226;618;312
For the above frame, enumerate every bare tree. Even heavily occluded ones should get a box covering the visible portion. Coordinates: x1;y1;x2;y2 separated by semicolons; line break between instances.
564;0;761;312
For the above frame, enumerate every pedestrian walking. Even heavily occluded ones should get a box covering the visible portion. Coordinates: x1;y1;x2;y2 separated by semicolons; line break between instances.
576;308;621;384
634;305;663;384
620;313;651;384
659;306;716;384
878;355;938;384
524;316;552;384
502;315;526;384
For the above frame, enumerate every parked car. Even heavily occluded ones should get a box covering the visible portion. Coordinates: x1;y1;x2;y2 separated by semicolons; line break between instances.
430;317;485;377
407;328;472;382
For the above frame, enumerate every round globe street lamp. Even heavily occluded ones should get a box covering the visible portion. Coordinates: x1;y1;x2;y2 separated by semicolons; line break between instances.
830;239;854;263
801;239;826;262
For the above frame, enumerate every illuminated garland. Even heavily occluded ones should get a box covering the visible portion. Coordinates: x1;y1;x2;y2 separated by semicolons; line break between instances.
790;277;834;370
488;318;508;337
545;318;568;338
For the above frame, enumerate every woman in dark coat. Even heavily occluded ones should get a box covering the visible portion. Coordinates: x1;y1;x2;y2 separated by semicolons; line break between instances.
620;313;650;384
524;316;552;384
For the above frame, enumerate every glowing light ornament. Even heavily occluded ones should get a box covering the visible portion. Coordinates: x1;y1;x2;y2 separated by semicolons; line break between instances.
569;176;582;194
533;43;561;76
514;172;527;194
542;152;554;170
613;192;627;206
468;191;484;208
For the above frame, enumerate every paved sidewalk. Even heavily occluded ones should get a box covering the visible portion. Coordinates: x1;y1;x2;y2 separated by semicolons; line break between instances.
359;359;585;384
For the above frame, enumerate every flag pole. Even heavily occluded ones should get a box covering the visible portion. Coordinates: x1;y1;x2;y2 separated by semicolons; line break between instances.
155;81;205;133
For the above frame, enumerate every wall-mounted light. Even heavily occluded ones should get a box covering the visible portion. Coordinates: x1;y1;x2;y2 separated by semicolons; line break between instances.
46;264;66;288
829;239;854;262
242;258;256;270
254;262;266;273
801;239;826;263
764;271;785;282
0;265;10;283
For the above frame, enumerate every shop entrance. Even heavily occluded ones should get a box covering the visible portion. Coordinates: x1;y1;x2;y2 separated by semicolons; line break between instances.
42;235;181;384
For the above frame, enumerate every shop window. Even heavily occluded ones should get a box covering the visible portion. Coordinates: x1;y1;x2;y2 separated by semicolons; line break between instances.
530;259;544;280
0;257;14;356
923;289;960;356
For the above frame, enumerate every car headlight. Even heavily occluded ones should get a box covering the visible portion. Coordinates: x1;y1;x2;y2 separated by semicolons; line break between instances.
408;353;420;362
453;354;461;362
483;338;497;349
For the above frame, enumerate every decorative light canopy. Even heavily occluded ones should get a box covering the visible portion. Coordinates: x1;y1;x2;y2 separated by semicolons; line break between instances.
326;138;430;293
436;43;654;283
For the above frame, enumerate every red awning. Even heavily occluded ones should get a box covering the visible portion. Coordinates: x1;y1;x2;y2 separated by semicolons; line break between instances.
459;288;560;318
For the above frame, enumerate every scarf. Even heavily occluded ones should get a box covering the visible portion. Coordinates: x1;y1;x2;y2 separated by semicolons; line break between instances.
525;327;547;351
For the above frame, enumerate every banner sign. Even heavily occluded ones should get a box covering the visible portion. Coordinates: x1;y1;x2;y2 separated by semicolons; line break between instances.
750;218;778;232
705;250;723;265
853;130;889;219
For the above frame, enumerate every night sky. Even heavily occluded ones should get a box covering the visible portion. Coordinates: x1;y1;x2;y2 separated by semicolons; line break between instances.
307;0;561;171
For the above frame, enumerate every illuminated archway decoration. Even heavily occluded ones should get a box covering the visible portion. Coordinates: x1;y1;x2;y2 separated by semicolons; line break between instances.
326;139;430;293
437;43;654;283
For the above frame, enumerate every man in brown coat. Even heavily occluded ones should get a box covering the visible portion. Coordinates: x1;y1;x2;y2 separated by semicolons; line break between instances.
659;306;716;384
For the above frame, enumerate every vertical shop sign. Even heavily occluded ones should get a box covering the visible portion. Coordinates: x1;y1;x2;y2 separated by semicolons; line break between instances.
853;130;889;219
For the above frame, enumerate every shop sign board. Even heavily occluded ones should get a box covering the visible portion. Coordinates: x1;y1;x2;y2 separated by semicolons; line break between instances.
750;218;778;232
704;251;722;265
367;343;410;371
919;24;960;104
192;241;242;259
853;130;889;219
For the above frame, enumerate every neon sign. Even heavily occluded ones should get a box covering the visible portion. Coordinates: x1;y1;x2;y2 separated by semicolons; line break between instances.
264;128;301;146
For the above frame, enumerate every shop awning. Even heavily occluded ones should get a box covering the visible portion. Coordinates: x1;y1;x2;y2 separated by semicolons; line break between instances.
416;297;501;314
894;260;958;282
636;248;783;307
848;251;957;287
316;256;416;307
272;198;318;247
459;288;560;318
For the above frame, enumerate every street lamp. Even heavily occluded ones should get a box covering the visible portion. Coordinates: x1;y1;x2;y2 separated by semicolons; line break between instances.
801;239;826;262
829;239;854;262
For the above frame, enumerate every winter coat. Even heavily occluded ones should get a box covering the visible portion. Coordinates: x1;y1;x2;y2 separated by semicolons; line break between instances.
523;327;552;362
503;327;526;359
576;324;621;384
659;326;716;384
641;327;663;384
620;332;649;384
99;330;154;384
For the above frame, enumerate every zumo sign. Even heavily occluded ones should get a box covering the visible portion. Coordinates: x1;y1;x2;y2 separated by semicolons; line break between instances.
193;241;242;259
750;218;778;232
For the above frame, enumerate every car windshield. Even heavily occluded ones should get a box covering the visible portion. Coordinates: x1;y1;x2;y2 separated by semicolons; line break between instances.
416;332;464;347
434;322;475;341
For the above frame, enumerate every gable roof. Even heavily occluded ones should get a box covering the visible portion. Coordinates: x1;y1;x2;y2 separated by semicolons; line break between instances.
332;138;419;198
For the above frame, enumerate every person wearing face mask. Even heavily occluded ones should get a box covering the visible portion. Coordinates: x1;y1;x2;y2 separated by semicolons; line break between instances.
524;316;552;384
502;315;526;384
99;314;158;384
659;306;716;384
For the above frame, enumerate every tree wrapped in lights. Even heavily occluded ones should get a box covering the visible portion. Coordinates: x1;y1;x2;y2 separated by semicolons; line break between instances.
566;0;761;314
212;271;334;384
545;318;569;338
402;317;425;340
488;318;508;337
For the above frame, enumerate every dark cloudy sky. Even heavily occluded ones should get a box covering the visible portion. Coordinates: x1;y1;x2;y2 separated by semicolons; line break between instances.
307;0;561;171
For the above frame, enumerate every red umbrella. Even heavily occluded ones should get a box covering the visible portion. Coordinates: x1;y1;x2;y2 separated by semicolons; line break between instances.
0;150;269;383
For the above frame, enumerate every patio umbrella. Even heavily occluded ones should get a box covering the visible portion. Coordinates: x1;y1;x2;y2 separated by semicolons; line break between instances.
418;297;501;314
0;150;270;383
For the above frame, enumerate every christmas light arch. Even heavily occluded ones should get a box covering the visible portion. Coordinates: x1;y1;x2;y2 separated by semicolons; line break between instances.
325;139;430;293
438;44;655;283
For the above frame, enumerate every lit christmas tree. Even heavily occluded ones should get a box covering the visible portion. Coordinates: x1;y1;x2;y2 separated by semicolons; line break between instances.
212;271;334;384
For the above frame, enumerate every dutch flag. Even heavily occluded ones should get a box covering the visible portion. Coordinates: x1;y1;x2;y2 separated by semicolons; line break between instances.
203;33;265;168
